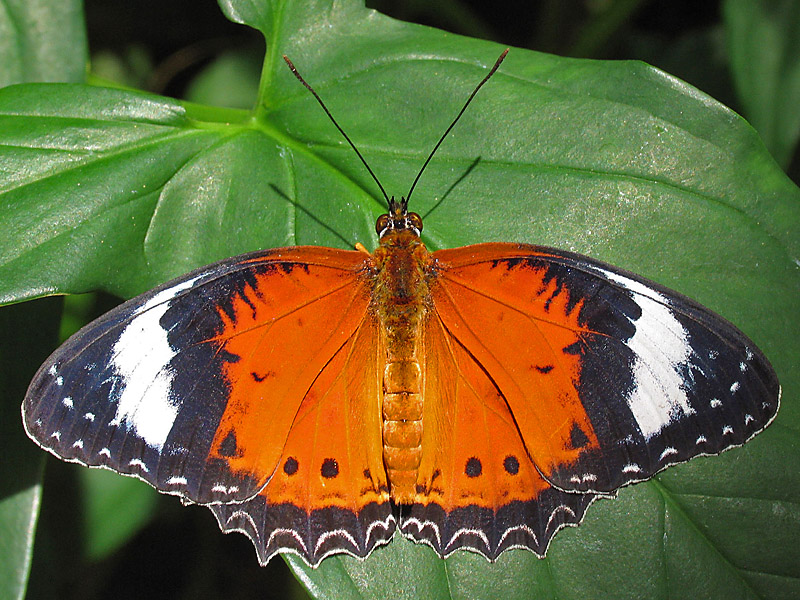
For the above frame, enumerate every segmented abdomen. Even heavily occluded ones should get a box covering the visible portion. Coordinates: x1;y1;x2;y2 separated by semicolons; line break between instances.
382;359;423;503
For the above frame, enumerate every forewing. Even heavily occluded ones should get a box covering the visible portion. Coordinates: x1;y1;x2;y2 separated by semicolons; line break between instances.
428;243;780;494
23;246;372;505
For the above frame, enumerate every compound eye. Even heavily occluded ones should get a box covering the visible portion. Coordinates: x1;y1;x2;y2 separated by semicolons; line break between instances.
407;212;423;233
375;214;390;235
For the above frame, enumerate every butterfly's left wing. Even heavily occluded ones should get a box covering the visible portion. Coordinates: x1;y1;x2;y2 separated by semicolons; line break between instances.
22;246;378;506
425;243;779;496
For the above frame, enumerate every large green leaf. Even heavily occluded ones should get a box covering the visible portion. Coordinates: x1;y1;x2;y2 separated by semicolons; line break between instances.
2;0;798;598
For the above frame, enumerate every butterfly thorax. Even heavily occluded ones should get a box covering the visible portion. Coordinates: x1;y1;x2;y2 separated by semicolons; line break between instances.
370;228;431;504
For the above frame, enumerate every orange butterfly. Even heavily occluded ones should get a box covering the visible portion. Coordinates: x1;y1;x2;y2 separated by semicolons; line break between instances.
23;51;779;566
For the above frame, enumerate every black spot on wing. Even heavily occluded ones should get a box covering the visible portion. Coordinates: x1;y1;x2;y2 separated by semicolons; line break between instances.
465;457;482;478
283;457;299;476
219;350;241;363
218;430;240;457
251;370;275;382
503;455;520;475
321;458;339;479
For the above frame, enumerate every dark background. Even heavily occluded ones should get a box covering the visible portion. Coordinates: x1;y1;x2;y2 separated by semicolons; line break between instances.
85;1;736;108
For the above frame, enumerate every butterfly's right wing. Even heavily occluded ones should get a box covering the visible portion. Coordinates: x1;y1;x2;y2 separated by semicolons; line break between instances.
425;243;779;495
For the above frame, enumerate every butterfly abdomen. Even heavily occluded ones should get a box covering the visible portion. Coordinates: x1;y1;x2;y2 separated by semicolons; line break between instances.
372;231;431;504
382;360;423;503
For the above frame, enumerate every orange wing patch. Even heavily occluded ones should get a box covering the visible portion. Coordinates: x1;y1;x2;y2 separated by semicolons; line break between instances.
429;244;602;482
417;314;550;508
202;247;372;501
210;306;396;566
256;311;387;509
399;304;597;558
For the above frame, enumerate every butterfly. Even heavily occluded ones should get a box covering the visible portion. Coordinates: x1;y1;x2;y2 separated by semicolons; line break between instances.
22;50;780;567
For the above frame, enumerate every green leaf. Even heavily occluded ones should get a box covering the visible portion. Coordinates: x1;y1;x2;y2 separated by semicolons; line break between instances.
3;0;799;598
723;0;800;167
0;0;87;86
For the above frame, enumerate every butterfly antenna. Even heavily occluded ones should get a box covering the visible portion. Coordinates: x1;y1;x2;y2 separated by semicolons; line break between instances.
283;55;391;206
406;49;508;205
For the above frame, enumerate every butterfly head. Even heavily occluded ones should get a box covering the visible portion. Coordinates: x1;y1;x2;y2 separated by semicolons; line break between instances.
376;197;423;238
